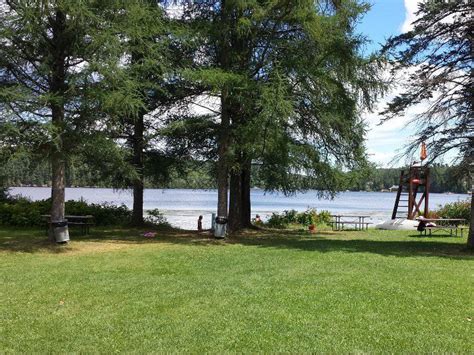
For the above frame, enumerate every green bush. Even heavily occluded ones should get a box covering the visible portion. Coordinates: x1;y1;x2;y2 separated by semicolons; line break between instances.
265;208;332;229
266;209;301;228
63;199;132;226
145;208;171;228
296;209;316;225
0;187;9;202
434;199;470;222
0;196;167;227
0;199;44;226
315;210;332;225
266;212;289;229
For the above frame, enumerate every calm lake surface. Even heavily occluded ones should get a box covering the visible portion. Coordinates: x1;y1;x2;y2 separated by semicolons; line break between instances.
9;187;469;230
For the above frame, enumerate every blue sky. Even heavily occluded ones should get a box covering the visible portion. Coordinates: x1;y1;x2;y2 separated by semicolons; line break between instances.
355;0;426;168
357;0;407;53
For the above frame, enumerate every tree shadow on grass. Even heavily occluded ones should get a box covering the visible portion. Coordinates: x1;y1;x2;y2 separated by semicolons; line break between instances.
226;228;473;259
0;226;472;260
0;226;217;254
227;235;473;260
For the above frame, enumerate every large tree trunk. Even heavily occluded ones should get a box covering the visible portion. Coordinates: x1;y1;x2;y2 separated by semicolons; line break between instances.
50;151;66;240
131;112;145;226
216;3;231;222
217;93;230;219
49;10;68;241
228;168;242;231
467;191;474;249
241;159;252;228
216;149;229;219
228;158;252;231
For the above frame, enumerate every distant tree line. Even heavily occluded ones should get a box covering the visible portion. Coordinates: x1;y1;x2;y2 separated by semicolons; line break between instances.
345;165;470;194
1;151;469;194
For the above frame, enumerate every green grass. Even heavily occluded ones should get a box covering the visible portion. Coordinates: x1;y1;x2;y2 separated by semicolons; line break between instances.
0;227;473;353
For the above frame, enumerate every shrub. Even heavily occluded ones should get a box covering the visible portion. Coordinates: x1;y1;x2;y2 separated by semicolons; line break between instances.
145;208;171;228
64;199;132;226
315;210;332;225
423;210;440;219
296;209;317;225
266;212;289;229
266;209;300;228
0;194;174;228
0;187;9;202
0;199;44;226
265;208;333;229
0;196;132;227
433;199;470;222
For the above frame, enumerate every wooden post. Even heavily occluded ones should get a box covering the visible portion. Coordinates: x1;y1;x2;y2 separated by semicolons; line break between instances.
392;170;405;219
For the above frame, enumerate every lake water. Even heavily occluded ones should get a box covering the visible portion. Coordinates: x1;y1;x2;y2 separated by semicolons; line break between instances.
8;187;469;230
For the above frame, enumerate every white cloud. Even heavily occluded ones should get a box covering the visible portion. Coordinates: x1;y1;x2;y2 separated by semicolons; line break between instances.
401;0;456;33
364;106;414;167
364;59;461;168
163;3;183;18
363;65;431;167
401;0;422;33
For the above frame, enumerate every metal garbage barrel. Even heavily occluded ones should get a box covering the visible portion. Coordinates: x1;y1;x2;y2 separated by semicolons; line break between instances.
51;220;70;243
214;216;227;238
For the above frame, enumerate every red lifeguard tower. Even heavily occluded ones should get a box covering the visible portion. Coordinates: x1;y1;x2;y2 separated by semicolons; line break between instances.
392;143;430;220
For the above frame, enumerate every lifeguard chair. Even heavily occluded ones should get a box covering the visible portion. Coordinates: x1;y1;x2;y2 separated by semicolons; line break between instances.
392;143;430;220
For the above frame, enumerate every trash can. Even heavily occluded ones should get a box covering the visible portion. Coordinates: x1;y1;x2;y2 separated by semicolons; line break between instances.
214;216;227;239
51;220;70;243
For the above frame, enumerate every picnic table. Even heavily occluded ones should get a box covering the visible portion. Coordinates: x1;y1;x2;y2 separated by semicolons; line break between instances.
416;218;466;237
42;215;94;235
330;215;372;231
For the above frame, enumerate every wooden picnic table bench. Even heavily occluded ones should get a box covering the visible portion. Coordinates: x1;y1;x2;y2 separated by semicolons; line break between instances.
41;215;94;235
330;215;372;231
416;218;466;237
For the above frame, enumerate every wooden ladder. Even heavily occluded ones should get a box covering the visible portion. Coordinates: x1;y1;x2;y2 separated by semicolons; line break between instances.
392;170;408;219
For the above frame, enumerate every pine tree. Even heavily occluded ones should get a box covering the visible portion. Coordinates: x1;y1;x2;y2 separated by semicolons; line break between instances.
178;0;385;231
104;0;170;226
0;1;124;240
105;0;197;225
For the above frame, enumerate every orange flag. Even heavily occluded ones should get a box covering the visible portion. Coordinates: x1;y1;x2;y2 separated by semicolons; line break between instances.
420;142;427;161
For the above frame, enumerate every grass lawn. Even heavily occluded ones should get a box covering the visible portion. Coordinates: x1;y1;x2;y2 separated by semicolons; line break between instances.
0;226;473;352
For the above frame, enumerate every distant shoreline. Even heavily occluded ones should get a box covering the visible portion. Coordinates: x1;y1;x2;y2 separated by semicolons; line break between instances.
9;187;469;229
6;186;471;195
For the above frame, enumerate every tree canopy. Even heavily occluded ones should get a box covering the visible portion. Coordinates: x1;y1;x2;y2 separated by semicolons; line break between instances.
381;0;472;165
381;0;473;248
0;0;394;238
167;0;386;230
